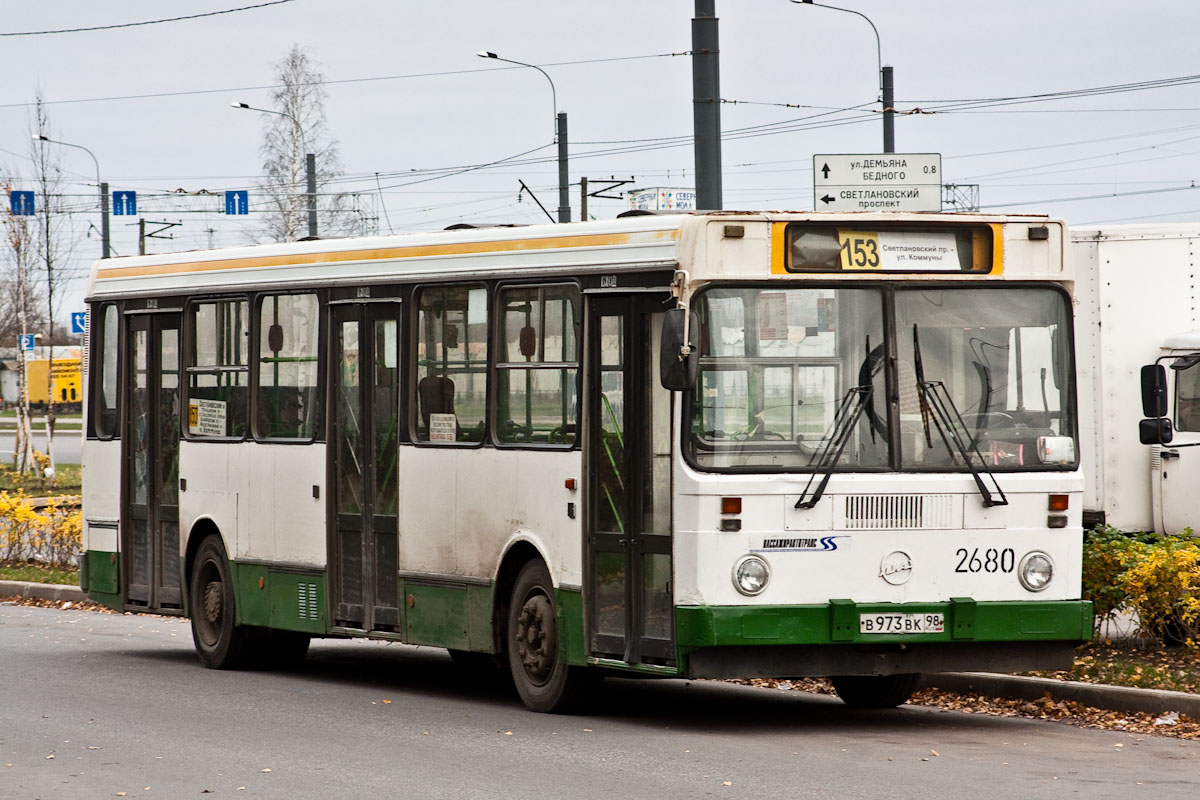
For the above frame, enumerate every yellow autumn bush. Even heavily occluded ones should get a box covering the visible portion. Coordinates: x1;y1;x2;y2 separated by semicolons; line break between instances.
0;490;82;569
1084;526;1200;646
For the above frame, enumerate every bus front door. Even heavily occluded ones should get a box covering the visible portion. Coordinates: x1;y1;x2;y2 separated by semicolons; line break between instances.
330;303;401;632
586;294;675;666
123;312;183;613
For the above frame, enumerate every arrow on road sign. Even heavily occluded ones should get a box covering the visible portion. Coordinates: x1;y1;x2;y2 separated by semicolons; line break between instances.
225;190;249;215
821;163;830;179
113;190;137;216
71;312;87;335
820;195;835;205
9;190;35;216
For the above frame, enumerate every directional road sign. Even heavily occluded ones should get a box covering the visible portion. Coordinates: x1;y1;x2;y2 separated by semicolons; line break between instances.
71;312;88;335
113;190;137;216
19;334;35;352
9;190;35;216
225;190;249;215
814;153;942;212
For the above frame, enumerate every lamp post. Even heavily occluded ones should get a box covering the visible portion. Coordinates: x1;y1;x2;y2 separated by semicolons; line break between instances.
477;51;570;223
793;0;894;153
32;134;110;258
231;101;318;239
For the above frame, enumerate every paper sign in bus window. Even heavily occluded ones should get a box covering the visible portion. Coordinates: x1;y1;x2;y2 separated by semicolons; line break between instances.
429;413;457;442
188;398;228;436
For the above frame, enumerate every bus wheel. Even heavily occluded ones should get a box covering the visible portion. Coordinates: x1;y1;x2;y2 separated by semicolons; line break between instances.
190;535;252;670
830;673;921;708
507;560;597;713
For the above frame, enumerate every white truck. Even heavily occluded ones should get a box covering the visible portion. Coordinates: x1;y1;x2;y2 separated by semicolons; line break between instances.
1074;223;1200;533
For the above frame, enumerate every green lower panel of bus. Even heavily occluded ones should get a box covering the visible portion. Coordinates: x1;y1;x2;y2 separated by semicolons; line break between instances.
675;598;1092;649
82;549;122;610
230;562;327;634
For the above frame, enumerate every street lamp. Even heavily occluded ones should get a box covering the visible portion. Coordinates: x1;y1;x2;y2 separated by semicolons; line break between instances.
476;50;570;223
32;134;110;258
231;101;318;239
792;0;894;153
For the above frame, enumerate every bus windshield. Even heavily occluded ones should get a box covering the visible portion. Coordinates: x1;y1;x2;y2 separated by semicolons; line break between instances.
685;285;1076;473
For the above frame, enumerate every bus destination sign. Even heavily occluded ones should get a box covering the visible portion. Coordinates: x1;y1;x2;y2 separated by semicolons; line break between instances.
813;153;942;213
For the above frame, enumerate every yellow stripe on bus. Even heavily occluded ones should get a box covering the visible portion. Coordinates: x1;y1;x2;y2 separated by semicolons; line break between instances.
95;229;681;281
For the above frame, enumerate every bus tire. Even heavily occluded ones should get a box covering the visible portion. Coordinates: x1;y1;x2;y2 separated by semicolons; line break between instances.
189;535;253;670
507;560;597;713
830;673;921;708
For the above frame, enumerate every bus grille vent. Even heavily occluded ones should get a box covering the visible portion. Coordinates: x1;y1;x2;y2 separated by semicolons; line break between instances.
297;582;319;620
843;494;955;529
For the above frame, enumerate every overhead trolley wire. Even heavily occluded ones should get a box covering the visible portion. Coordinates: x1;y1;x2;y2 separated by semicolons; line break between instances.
0;1;298;36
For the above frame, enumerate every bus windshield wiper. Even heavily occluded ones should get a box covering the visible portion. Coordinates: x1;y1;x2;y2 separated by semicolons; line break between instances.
795;338;880;510
913;324;1008;508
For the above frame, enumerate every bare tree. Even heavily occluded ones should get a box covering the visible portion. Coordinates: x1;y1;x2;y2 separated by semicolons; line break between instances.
27;94;78;483
257;45;357;242
1;171;44;475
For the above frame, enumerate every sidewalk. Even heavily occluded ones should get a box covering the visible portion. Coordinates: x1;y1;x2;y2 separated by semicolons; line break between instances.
3;579;1198;719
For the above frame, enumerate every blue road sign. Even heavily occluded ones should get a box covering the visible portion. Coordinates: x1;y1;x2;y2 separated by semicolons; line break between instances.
113;190;137;216
225;190;249;215
9;190;34;216
71;312;87;335
19;334;35;352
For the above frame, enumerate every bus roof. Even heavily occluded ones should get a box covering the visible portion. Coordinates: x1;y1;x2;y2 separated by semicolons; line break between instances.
87;210;1062;300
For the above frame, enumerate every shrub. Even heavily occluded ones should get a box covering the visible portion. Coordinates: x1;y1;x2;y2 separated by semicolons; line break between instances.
1083;525;1200;646
0;490;82;569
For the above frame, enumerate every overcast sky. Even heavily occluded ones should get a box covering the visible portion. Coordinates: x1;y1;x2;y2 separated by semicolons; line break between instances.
4;1;1200;310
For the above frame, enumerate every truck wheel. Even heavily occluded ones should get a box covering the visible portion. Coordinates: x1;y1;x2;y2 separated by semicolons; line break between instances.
190;535;253;669
507;560;598;713
830;673;921;708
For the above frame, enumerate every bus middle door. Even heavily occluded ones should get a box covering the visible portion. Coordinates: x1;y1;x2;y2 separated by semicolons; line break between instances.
330;302;401;632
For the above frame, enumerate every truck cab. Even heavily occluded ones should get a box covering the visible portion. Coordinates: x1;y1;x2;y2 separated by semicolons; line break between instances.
1139;331;1200;534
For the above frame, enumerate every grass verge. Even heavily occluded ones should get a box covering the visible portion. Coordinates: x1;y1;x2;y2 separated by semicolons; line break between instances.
0;561;80;585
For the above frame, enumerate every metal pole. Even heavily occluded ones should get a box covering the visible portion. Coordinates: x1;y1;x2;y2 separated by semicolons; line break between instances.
692;0;722;210
882;65;895;154
99;181;111;258
306;152;318;238
557;112;570;223
581;176;588;222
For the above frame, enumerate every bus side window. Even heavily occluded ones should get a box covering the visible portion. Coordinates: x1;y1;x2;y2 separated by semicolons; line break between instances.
414;285;488;443
186;299;250;439
94;303;120;438
254;293;320;440
494;284;579;447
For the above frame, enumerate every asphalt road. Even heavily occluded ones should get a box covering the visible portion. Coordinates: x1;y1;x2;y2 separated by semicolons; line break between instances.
0;431;82;467
2;604;1198;800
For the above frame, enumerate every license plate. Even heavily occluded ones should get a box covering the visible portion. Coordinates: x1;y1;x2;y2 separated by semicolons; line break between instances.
859;612;945;634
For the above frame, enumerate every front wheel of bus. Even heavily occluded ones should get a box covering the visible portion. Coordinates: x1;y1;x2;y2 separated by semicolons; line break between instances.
830;673;921;708
507;560;598;713
190;535;252;670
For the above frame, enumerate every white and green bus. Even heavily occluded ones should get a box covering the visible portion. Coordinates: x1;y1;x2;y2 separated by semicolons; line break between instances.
81;211;1090;712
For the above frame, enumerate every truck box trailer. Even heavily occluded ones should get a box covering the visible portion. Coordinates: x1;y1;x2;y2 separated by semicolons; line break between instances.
1073;224;1200;533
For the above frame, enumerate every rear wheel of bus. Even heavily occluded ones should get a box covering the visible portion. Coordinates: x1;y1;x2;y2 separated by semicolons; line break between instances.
190;535;255;669
507;560;599;713
830;673;921;708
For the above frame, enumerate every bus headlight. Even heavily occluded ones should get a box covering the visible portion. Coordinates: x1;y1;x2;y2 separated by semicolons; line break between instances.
732;555;770;596
1018;551;1054;592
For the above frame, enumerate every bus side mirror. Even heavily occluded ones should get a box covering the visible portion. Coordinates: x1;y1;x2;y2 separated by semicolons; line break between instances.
1140;417;1173;445
1141;364;1168;417
660;308;700;391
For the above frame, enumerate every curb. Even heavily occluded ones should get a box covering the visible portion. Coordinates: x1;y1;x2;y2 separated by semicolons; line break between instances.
0;580;87;605
922;672;1200;719
3;580;1198;720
